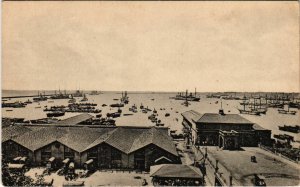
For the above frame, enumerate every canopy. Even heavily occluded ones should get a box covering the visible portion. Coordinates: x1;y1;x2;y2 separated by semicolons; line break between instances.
8;163;25;169
20;157;27;162
150;164;203;179
85;159;93;165
13;157;22;161
63;158;70;164
62;181;84;186
48;157;55;162
69;162;75;168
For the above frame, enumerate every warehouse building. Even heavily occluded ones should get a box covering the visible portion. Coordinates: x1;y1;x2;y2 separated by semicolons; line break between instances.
2;125;179;171
181;109;272;147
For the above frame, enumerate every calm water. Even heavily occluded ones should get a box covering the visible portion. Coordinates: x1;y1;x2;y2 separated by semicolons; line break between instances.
2;90;300;144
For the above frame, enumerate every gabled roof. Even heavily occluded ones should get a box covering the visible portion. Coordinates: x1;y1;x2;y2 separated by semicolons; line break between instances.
150;164;203;179
2;125;32;143
82;128;117;152
105;127;145;153
181;110;203;123
57;127;106;152
4;119;177;157
130;127;178;156
54;113;93;125
12;127;66;151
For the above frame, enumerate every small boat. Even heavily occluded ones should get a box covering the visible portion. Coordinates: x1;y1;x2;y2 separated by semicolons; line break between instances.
110;103;124;108
278;108;297;115
68;98;76;103
278;125;300;133
123;113;133;116
90;91;101;95
81;94;88;102
46;111;65;117
24;99;33;104
140;104;144;109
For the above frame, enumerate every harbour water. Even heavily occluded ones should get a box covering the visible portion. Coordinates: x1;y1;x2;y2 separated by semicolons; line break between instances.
2;90;300;144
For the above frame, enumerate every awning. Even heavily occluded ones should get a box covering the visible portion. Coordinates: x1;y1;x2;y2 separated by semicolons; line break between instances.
69;162;75;168
13;157;22;161
150;164;203;179
20;157;27;162
85;159;93;165
48;157;55;162
8;163;25;169
63;158;70;164
62;181;84;186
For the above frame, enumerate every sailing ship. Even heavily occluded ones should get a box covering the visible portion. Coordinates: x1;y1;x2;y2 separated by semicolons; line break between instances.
120;91;129;104
72;90;84;97
50;90;70;99
33;91;48;102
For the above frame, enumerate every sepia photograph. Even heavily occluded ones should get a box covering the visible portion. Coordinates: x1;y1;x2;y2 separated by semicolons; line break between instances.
1;1;299;186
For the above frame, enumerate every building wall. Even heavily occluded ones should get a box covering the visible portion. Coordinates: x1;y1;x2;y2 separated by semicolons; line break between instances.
2;141;31;161
74;152;82;167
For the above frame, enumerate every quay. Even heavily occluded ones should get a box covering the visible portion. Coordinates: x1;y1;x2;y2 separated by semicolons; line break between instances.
2;95;53;99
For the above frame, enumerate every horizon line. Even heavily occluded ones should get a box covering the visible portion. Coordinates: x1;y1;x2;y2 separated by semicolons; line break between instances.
2;89;300;94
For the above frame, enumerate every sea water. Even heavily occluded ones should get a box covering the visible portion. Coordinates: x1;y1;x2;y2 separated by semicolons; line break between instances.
2;90;300;144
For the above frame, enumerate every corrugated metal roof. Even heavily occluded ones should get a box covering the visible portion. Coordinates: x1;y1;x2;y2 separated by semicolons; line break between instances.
7;124;177;156
2;125;32;143
198;113;253;124
150;164;202;179
54;113;93;125
129;127;178;156
182;110;253;124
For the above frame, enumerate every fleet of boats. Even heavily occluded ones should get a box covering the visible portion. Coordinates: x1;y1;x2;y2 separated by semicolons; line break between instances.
278;125;299;133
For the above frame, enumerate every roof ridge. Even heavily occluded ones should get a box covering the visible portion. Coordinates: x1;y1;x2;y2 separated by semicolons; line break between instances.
86;127;118;150
128;127;153;153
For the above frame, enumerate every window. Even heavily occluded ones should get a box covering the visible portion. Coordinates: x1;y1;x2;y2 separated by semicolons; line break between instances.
64;146;75;160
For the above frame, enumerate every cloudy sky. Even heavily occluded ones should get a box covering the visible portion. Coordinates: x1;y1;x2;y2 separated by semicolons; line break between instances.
2;2;299;92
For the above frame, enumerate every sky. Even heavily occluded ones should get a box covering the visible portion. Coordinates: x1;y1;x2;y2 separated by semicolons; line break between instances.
2;2;299;92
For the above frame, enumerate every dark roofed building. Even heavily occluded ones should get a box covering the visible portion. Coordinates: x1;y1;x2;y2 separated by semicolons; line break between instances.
2;124;180;171
54;113;93;126
181;110;272;148
150;164;203;186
